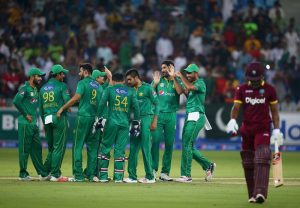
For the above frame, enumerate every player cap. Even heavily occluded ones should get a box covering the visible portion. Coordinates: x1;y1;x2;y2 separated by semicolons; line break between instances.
184;64;199;73
92;70;106;79
27;67;45;77
51;64;69;75
245;62;264;81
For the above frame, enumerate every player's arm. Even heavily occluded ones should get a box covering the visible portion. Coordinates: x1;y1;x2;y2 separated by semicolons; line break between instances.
269;90;283;145
270;103;280;129
167;65;183;94
131;90;140;120
149;86;159;131
39;91;45;123
175;71;197;91
13;87;31;122
97;87;109;117
104;66;113;85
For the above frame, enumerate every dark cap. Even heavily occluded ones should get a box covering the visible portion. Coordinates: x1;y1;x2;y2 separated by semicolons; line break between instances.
245;62;264;81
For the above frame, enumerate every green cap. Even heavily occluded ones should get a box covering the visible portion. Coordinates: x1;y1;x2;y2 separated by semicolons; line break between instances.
184;64;200;73
51;64;69;75
27;67;45;77
92;70;106;79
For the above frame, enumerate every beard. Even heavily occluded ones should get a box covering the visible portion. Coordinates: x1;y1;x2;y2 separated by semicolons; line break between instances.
161;72;169;78
33;79;41;86
249;80;262;89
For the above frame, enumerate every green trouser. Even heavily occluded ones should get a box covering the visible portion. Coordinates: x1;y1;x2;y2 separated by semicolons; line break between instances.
151;112;176;174
18;122;47;178
128;115;154;180
99;122;129;181
44;115;67;178
181;113;211;177
73;116;98;181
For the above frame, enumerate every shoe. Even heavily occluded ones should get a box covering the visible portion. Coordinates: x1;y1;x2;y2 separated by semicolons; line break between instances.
114;180;123;183
175;176;192;183
205;163;216;182
90;176;100;182
68;177;85;182
19;176;32;181
255;194;266;204
50;176;68;182
159;173;173;181
248;197;256;203
123;178;137;183
138;178;156;184
99;179;109;183
39;175;51;181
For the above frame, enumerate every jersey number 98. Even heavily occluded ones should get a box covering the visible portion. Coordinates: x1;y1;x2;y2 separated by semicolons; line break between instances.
43;91;55;102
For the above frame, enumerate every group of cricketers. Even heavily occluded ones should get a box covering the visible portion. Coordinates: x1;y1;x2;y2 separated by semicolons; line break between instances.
13;60;215;184
13;59;283;203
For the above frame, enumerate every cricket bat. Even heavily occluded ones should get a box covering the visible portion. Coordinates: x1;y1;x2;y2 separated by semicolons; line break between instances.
272;140;283;187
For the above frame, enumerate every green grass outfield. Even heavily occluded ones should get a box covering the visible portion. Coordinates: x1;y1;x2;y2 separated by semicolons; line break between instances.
0;149;299;208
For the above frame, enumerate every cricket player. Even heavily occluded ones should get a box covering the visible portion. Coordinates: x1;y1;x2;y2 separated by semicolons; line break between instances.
151;60;183;181
39;64;70;182
174;64;215;183
226;62;283;203
57;63;103;182
13;67;49;181
124;69;159;184
97;73;140;182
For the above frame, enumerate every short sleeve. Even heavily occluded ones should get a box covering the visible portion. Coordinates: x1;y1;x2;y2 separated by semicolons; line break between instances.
234;86;243;104
75;81;85;96
268;86;278;105
194;79;206;93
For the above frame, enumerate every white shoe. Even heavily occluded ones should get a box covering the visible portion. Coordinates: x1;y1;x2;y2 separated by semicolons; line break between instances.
175;176;192;183
123;178;137;183
248;197;256;203
68;177;84;182
50;176;68;182
114;180;123;183
99;179;109;183
92;176;100;182
205;163;216;182
19;176;32;181
39;175;51;181
159;173;173;181
138;178;156;184
255;194;266;204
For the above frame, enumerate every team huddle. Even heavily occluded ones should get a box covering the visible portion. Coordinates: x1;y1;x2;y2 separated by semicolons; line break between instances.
13;60;283;203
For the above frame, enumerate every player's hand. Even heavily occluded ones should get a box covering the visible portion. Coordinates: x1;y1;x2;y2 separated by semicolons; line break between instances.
271;129;284;146
130;120;141;137
57;109;63;118
150;120;157;131
92;117;106;134
175;71;182;78
26;115;32;123
167;65;175;79
153;71;161;85
104;66;112;79
226;119;238;136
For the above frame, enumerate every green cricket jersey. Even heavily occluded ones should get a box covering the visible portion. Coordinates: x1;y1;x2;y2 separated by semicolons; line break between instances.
76;76;103;117
135;82;159;116
98;84;140;127
13;81;39;124
186;78;206;113
152;78;180;113
39;78;70;119
102;81;109;90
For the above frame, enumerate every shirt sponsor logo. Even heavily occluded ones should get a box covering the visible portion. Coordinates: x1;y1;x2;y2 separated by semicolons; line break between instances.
159;90;164;95
116;88;128;95
160;83;164;87
89;81;99;89
44;85;54;91
30;92;34;96
152;91;157;96
245;97;266;105
263;133;269;136
245;90;253;93
139;92;143;96
30;98;38;103
19;90;25;95
259;89;265;95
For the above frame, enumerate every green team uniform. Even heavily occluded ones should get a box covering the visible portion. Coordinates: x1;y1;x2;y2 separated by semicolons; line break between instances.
39;78;70;178
151;77;180;175
13;81;48;178
128;82;159;180
98;84;140;181
73;76;103;181
181;78;211;177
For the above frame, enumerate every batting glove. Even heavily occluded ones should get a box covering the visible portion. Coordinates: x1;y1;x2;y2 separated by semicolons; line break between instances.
92;117;107;134
226;119;238;136
130;120;141;137
271;129;284;146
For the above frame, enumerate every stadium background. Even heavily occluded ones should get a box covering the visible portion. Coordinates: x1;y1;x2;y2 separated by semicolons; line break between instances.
0;0;299;150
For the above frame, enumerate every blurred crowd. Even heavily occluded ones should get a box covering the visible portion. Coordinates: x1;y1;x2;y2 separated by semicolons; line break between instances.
0;0;300;111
